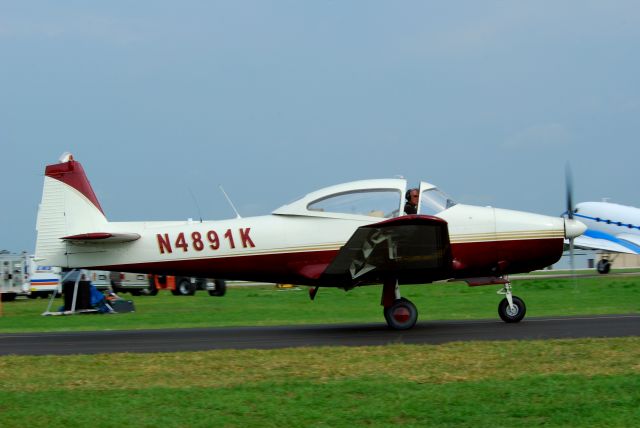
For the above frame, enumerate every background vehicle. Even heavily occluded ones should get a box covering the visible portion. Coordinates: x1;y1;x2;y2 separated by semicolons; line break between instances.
109;272;154;296
28;263;62;298
0;252;30;301
148;275;226;297
88;270;112;290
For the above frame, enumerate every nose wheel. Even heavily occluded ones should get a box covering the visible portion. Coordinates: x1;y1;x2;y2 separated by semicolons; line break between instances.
497;282;526;323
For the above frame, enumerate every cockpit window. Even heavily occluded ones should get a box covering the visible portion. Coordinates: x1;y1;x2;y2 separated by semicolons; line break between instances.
307;189;401;218
420;188;456;215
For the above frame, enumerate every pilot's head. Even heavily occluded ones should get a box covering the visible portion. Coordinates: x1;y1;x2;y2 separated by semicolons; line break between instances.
405;188;419;204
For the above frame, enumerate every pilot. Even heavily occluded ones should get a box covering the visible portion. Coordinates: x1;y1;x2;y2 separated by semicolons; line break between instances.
404;188;419;215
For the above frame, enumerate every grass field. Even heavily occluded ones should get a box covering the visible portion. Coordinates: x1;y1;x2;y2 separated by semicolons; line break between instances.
0;338;639;426
1;276;638;426
1;275;639;333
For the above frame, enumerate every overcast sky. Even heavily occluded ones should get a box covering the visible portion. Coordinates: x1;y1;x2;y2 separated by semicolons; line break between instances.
1;1;639;253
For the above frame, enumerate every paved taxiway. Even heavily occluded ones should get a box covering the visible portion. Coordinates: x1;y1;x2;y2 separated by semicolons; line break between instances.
1;314;638;355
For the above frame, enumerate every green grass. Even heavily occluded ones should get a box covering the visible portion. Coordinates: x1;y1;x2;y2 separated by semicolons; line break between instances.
1;277;639;426
1;338;639;427
1;275;639;333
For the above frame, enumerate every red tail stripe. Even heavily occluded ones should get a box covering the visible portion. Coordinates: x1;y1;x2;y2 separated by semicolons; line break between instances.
45;160;105;216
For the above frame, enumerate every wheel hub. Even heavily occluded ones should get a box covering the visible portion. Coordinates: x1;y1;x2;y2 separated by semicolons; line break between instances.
506;305;519;317
392;306;411;323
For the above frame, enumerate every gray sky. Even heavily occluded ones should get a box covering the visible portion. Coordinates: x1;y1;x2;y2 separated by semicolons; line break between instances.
1;1;639;253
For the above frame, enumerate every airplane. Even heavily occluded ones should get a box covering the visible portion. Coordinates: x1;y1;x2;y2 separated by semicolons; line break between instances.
564;201;640;273
35;153;586;330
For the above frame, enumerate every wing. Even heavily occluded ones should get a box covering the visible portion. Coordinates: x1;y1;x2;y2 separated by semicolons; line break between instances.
566;229;640;254
322;215;452;284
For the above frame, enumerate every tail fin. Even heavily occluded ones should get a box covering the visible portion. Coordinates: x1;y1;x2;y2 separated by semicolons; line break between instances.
35;154;107;266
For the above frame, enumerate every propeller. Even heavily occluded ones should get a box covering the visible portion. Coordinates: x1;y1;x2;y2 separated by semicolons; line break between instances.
564;162;576;272
565;163;574;220
562;164;587;283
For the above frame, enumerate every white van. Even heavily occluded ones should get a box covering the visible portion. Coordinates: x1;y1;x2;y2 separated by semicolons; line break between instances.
29;263;62;298
0;252;30;301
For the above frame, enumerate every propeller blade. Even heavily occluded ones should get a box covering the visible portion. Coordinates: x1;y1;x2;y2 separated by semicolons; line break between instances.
565;162;578;284
565;163;574;219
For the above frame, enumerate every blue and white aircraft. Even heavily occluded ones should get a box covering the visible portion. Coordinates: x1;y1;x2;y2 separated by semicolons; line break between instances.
565;201;640;273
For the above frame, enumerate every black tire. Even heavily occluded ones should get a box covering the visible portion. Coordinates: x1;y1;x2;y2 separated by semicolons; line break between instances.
145;276;159;295
142;283;158;296
1;293;17;302
498;296;526;323
27;293;38;299
110;280;123;295
208;279;227;297
383;298;418;330
176;278;196;296
597;259;611;274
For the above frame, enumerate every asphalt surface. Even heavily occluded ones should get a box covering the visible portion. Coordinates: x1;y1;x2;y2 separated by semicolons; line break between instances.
1;314;638;355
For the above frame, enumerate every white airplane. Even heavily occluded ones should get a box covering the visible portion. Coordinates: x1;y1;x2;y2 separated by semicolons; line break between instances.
35;153;586;329
565;201;640;273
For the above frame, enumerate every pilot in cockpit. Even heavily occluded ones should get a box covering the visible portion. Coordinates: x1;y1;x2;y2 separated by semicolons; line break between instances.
404;188;419;215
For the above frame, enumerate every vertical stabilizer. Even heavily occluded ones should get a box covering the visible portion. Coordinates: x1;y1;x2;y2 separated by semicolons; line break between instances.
35;154;107;266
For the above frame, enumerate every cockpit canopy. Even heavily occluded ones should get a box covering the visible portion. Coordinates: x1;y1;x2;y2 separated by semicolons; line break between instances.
273;178;456;219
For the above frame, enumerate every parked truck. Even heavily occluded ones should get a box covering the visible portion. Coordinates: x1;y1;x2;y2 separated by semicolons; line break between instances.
147;275;226;296
109;272;155;295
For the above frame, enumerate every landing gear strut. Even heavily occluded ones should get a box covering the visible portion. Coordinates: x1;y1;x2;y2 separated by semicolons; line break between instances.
381;279;418;330
497;282;526;323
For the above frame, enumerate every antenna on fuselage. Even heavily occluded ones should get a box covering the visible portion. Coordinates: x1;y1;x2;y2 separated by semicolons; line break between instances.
188;187;203;223
219;185;242;219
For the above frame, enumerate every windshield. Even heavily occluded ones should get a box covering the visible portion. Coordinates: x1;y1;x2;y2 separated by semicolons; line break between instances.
420;188;456;215
307;189;401;218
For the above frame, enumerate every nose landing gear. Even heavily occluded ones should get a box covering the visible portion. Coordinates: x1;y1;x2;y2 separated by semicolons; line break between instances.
497;282;526;323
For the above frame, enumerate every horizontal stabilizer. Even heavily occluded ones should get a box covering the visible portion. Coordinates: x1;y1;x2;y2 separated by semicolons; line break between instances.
62;232;141;243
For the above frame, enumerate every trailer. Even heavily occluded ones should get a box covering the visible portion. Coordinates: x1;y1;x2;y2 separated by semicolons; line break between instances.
0;252;30;301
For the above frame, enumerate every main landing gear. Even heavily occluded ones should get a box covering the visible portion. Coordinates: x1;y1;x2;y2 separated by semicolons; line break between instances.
597;258;612;274
381;279;418;330
497;282;526;323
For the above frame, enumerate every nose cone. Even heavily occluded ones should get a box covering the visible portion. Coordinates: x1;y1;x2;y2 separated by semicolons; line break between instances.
564;218;587;239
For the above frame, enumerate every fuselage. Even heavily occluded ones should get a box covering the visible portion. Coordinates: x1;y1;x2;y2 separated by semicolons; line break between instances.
35;161;583;287
62;205;570;286
574;202;640;237
571;201;640;254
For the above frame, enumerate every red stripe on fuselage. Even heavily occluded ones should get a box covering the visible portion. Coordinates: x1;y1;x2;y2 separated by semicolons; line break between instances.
95;249;340;286
45;160;105;215
450;237;564;277
84;237;564;287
